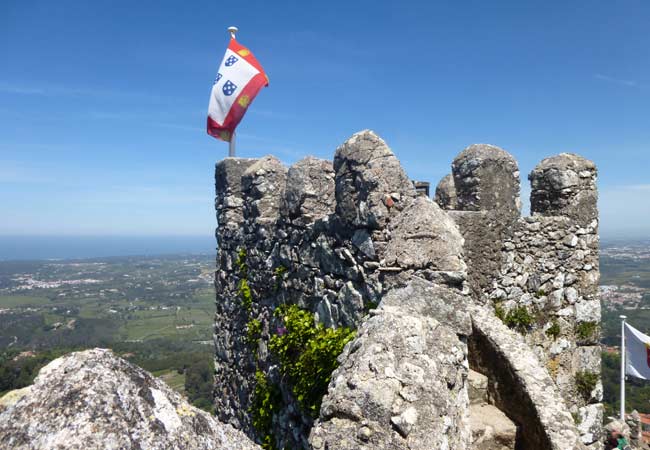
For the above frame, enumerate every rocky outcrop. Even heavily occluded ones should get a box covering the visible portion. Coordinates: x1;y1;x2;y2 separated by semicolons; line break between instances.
0;349;260;450
310;278;472;450
334;130;416;229
434;174;457;210
384;196;465;271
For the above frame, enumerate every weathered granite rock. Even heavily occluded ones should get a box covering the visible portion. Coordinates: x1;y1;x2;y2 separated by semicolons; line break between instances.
451;144;521;218
334;130;416;229
310;309;470;450
283;156;335;226
384;196;465;271
215;157;258;231
530;153;597;225
467;369;489;406
470;403;517;450
442;144;522;304
434;173;457;210
0;349;260;450
378;276;471;336
242;155;288;227
577;403;603;445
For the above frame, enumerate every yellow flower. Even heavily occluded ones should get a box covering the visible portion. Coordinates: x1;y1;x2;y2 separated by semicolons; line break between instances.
238;95;251;108
177;404;196;417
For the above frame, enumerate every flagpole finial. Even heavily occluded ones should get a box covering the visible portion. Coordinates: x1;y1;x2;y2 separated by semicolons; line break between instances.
228;26;238;39
621;315;628;319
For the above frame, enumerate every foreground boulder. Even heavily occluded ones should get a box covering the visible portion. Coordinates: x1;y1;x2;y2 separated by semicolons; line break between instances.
0;349;260;450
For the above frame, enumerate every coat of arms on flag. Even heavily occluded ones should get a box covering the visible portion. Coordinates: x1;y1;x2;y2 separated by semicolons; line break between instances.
207;36;268;143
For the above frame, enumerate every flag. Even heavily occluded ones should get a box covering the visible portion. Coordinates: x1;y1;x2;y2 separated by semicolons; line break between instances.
207;38;268;142
625;323;650;380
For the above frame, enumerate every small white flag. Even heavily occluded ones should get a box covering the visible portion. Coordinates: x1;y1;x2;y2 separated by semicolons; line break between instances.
625;323;650;380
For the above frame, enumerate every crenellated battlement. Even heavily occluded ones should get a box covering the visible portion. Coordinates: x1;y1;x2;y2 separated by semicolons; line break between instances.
434;145;601;446
213;130;599;449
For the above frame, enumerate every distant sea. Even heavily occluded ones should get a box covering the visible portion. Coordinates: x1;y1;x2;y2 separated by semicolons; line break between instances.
0;235;216;261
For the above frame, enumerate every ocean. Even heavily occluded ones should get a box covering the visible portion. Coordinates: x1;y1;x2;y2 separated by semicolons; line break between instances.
0;235;216;261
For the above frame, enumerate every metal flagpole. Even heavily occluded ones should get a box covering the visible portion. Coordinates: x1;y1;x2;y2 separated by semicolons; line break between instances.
621;314;627;421
227;26;238;158
229;131;236;157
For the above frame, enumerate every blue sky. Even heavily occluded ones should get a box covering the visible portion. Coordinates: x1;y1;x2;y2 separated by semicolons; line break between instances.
1;0;648;238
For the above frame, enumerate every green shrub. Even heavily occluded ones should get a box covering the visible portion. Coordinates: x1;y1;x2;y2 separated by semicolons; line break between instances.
251;370;282;450
576;321;598;340
269;304;355;418
237;279;252;312
273;266;287;278
364;300;379;312
575;371;599;401
246;318;262;348
496;304;534;332
546;321;561;339
235;248;248;278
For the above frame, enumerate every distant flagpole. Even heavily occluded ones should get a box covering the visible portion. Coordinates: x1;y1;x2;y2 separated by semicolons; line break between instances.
621;314;627;420
227;26;238;157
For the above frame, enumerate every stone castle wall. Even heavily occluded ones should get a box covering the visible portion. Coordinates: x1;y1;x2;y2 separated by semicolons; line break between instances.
214;131;594;449
435;147;602;446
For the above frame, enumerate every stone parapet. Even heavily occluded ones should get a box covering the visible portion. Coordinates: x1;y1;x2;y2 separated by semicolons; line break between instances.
214;132;593;449
436;145;601;445
530;153;598;226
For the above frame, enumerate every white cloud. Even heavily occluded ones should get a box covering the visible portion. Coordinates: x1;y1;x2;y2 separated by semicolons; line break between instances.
594;73;641;89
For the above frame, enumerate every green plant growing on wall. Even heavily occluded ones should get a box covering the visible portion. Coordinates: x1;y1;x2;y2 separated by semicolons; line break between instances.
273;265;287;291
576;321;598;340
269;304;356;418
364;300;379;312
546;321;561;339
575;370;599;401
503;306;534;332
246;318;262;348
237;279;253;312
251;370;282;450
236;247;248;278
